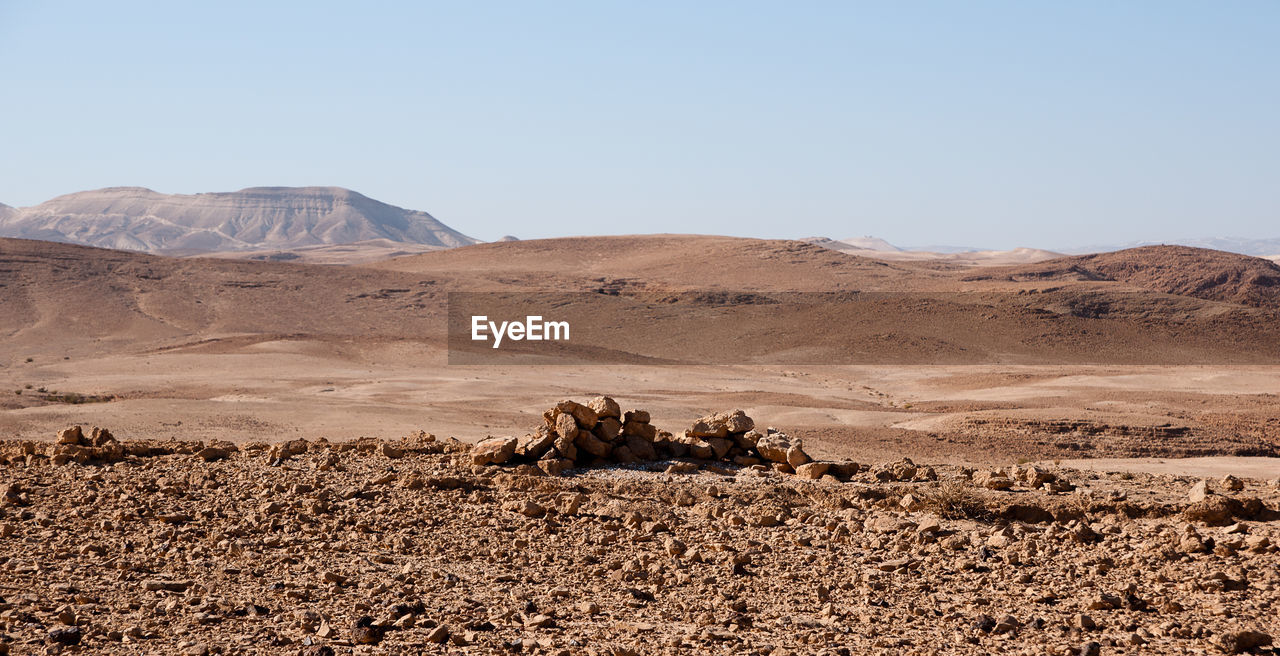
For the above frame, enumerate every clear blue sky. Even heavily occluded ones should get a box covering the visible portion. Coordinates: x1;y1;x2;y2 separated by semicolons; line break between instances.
1;1;1276;248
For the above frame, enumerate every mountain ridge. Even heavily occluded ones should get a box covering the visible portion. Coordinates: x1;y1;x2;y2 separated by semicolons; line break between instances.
0;186;478;254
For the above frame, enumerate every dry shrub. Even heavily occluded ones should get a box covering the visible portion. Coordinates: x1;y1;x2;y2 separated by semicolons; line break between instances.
919;480;993;520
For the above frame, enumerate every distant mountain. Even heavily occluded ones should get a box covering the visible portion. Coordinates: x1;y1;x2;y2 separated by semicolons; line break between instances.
804;236;1060;265
0;186;478;253
900;244;981;254
812;233;1280;261
836;236;901;252
0;202;13;221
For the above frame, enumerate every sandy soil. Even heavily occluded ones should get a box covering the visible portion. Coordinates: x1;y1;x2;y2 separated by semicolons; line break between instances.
1049;458;1280;481
3;349;1279;474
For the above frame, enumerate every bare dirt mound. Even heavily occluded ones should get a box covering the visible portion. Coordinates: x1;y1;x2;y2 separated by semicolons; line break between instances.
971;246;1280;308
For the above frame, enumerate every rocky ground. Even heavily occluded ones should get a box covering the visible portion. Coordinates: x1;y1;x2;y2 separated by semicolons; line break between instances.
1;427;1278;655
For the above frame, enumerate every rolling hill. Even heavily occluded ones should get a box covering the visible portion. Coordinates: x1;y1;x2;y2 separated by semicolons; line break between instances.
1;237;1279;366
968;246;1280;308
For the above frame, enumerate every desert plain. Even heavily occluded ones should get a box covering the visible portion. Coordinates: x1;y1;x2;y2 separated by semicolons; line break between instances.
1;234;1279;654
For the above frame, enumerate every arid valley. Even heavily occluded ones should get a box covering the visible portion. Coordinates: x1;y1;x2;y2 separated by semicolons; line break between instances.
8;2;1280;651
2;220;1279;654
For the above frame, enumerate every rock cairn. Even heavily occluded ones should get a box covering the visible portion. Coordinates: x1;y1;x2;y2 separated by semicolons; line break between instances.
17;426;235;466
472;399;864;480
472;397;661;477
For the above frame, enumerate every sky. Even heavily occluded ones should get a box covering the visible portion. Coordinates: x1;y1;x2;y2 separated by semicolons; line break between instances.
1;1;1277;248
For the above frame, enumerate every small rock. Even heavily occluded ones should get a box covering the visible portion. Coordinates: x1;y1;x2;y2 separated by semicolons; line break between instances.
754;434;793;464
785;444;811;468
525;614;555;629
1185;497;1235;525
143;579;193;592
1189;479;1212;503
794;462;829;480
974;470;1013;490
195;446;232;462
56;426;84;445
504;499;546;518
472;436;518;466
1216;629;1271;654
48;626;82;646
351;616;385;645
425;624;450;644
588;396;621;419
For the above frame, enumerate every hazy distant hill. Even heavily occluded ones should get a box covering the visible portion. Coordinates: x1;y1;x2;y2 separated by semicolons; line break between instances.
803;236;1061;266
809;234;1280;263
1066;237;1280;257
837;236;901;252
0;186;477;253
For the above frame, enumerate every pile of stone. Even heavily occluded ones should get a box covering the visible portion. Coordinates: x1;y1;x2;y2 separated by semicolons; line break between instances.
1;426;246;467
49;426;126;465
971;465;1075;493
1183;478;1272;525
471;397;660;476
4;425;164;466
472;399;862;481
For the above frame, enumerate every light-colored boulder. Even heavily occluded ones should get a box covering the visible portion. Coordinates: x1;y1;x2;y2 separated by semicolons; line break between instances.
755;434;791;463
516;431;554;459
57;426;84;445
587;396;621;419
553;413;579;441
472;437;518;466
786;444;811;468
1189;479;1211;503
795;462;829;480
975;470;1014;490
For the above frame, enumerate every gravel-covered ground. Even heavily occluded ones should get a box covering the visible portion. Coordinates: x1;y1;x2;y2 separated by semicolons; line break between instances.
1;431;1278;655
